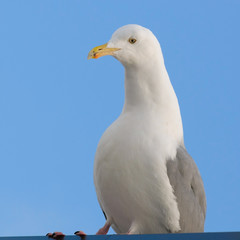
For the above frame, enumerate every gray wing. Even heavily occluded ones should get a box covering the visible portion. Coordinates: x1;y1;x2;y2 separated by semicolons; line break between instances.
167;146;207;232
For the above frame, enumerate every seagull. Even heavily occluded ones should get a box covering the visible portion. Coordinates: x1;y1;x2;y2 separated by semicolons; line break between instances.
47;24;206;238
86;24;206;235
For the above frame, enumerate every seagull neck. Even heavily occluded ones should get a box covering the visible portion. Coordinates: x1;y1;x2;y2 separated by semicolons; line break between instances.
122;63;184;144
123;64;177;113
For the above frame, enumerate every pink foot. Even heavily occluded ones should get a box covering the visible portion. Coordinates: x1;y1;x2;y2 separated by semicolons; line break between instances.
46;232;65;239
74;230;87;237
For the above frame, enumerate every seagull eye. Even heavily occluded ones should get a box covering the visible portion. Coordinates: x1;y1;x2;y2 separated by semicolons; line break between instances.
128;38;137;44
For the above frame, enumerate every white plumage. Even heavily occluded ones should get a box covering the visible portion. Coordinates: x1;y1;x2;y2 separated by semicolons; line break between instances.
89;24;206;234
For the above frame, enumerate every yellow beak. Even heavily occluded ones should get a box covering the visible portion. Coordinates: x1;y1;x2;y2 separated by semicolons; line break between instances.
87;43;120;59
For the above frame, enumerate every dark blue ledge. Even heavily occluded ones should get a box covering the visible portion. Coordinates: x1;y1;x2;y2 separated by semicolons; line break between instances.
0;232;240;240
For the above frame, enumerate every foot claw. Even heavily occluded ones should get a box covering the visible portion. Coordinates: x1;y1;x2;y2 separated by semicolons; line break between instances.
46;232;65;239
75;230;87;237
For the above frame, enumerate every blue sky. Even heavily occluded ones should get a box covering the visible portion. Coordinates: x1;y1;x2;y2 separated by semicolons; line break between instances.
0;0;239;236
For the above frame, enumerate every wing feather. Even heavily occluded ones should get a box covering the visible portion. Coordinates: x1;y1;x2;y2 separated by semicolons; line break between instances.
166;146;206;232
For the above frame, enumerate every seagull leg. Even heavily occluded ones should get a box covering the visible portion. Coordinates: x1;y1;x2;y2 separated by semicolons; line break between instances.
96;221;111;235
75;222;110;237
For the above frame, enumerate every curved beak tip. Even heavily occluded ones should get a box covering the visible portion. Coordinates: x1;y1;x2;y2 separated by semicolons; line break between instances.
87;43;120;60
87;52;94;60
87;43;108;60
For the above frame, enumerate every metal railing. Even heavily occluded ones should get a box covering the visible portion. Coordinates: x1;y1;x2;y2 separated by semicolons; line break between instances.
0;232;240;240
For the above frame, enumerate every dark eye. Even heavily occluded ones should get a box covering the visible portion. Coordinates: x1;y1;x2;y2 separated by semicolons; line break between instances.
128;38;137;44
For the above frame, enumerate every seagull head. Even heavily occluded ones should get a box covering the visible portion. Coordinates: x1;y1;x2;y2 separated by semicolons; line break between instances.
88;24;164;68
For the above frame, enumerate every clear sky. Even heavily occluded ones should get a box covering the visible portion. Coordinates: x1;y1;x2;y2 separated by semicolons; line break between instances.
0;0;239;237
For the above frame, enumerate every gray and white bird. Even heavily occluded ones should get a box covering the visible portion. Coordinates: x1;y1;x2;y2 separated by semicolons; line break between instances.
87;24;206;235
